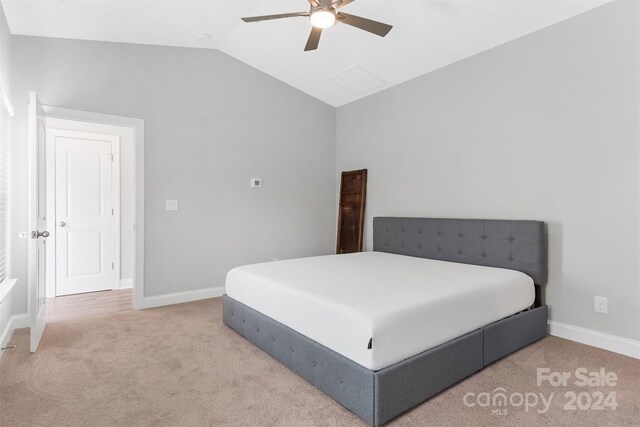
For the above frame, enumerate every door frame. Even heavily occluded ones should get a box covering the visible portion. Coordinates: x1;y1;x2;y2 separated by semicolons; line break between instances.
43;106;145;310
46;128;121;296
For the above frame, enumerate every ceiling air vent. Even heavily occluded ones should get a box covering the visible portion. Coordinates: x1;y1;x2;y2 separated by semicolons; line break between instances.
330;65;386;95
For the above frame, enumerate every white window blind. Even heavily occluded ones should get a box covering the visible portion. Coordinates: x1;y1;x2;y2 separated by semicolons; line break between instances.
0;101;8;283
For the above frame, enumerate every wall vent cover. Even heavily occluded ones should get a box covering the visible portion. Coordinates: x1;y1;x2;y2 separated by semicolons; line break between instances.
330;65;386;95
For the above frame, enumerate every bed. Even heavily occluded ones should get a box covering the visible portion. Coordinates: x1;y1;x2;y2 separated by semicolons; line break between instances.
223;217;548;425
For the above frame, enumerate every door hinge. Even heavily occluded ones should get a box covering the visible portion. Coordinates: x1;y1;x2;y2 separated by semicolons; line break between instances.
112;208;114;215
112;262;115;270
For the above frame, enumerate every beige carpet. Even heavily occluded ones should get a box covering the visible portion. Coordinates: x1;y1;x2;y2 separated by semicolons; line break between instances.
1;298;638;426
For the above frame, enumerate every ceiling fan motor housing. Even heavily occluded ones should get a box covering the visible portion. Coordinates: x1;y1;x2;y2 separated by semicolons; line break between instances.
310;6;337;28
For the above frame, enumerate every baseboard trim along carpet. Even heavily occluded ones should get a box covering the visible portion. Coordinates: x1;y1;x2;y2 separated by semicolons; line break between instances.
119;279;133;289
140;286;225;309
0;314;28;359
548;320;640;359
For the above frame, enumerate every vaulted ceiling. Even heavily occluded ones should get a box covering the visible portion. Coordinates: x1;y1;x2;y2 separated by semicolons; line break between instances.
2;0;610;106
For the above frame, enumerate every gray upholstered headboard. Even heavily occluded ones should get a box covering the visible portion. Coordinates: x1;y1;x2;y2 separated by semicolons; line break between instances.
373;217;548;286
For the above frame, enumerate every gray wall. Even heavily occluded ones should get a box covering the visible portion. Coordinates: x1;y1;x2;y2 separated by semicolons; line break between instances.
336;1;639;341
9;37;336;313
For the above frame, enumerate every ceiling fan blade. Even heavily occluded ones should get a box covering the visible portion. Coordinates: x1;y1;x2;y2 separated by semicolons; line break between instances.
304;27;322;51
335;0;356;9
336;12;393;37
242;12;309;23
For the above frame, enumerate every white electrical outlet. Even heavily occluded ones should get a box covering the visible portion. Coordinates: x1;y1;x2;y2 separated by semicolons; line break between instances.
165;200;179;211
594;296;608;314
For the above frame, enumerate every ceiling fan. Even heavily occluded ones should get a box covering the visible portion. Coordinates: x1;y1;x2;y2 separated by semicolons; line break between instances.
241;0;393;51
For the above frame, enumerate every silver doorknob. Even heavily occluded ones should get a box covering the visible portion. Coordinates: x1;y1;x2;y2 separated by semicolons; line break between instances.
59;221;66;227
31;230;50;239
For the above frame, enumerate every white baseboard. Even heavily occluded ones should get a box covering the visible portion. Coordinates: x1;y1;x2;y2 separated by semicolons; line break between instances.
11;314;28;329
119;278;133;289
0;314;28;358
141;286;225;309
548;320;640;359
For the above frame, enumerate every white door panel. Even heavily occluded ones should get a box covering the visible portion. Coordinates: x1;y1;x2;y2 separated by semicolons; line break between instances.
56;135;115;296
67;231;103;276
28;91;47;352
66;150;104;215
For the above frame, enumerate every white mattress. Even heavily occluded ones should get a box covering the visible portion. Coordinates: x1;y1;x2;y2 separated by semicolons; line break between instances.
226;251;534;371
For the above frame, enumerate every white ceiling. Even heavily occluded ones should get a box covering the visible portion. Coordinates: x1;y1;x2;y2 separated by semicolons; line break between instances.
2;0;610;107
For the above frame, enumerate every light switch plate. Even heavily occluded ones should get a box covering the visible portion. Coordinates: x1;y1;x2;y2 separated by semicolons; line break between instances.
165;200;178;211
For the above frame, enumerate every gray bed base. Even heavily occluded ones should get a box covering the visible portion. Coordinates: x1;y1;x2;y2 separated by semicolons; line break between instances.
224;296;548;425
223;217;548;425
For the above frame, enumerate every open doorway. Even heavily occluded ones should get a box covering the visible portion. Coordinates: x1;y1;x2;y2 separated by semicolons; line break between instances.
42;107;144;318
47;126;123;297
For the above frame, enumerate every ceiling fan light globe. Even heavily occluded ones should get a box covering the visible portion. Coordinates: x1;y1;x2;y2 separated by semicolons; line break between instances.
310;10;335;28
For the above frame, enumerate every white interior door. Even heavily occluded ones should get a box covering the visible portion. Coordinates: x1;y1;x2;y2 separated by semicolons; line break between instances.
27;91;48;352
55;132;115;296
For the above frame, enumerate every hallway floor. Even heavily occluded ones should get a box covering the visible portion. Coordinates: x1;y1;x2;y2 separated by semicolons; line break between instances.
46;288;132;323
